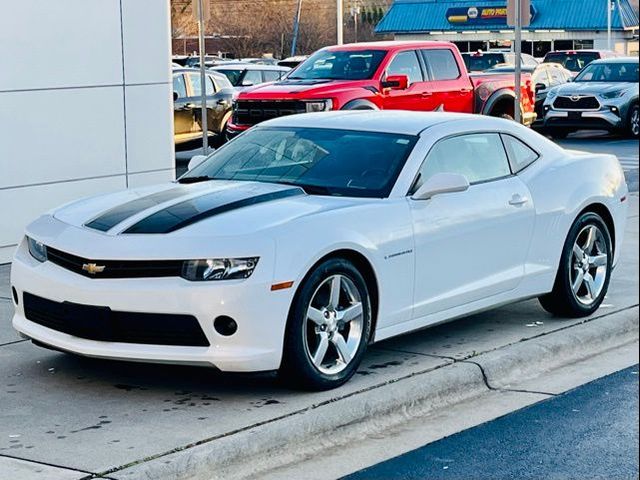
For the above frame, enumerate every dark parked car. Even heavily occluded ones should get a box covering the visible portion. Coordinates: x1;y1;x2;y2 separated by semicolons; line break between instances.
487;62;572;125
542;50;620;77
543;57;639;138
462;50;538;72
172;68;234;148
210;63;291;88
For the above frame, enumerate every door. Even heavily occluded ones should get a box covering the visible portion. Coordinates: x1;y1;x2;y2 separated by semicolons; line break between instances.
409;133;535;319
419;48;474;113
382;50;437;111
173;73;199;144
186;73;228;135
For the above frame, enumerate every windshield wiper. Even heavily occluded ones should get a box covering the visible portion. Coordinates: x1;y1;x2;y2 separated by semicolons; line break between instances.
177;176;215;184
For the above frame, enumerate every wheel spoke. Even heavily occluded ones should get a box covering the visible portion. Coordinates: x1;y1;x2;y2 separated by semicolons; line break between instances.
313;332;329;366
583;273;595;299
307;307;326;326
332;334;351;364
338;302;363;323
583;226;597;253
572;269;585;294
329;276;342;309
590;254;608;268
573;243;584;261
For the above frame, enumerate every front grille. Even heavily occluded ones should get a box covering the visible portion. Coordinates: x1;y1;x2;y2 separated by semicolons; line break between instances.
233;100;307;126
553;96;600;111
23;292;210;347
47;247;183;279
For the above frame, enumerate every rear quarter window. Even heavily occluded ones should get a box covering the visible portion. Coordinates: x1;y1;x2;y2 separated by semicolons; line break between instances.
502;134;539;172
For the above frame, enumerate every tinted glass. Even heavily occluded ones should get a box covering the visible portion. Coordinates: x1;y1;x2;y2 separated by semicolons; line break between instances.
289;49;386;80
422;49;460;81
387;51;423;84
242;70;263;86
184;127;417;198
173;74;187;99
462;53;506;72
216;69;244;85
543;52;600;72
212;73;233;90
263;70;282;82
415;133;511;188
502;135;539;172
574;62;639;82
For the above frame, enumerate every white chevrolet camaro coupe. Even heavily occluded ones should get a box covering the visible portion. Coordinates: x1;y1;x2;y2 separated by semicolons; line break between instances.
11;112;628;390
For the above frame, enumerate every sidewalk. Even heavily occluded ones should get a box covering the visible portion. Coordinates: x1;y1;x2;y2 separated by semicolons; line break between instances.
0;195;637;480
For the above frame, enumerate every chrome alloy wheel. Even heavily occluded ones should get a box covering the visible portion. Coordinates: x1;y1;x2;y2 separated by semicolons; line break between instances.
631;108;639;137
303;274;364;375
570;225;609;306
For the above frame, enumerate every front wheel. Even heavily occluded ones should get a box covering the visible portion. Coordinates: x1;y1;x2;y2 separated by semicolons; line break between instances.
627;104;639;139
280;258;372;390
539;212;612;317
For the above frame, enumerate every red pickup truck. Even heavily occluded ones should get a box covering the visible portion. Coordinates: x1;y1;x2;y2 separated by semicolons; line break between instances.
227;41;536;137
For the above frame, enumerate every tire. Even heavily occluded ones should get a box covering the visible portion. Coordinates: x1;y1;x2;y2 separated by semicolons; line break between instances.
539;212;613;318
549;128;571;139
280;258;372;390
627;104;639;139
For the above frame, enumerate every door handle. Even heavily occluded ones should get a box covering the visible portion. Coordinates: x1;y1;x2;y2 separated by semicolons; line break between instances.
459;88;473;93
509;194;529;206
421;92;433;97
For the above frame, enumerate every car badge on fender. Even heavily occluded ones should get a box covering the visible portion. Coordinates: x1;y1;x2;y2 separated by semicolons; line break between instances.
82;263;106;275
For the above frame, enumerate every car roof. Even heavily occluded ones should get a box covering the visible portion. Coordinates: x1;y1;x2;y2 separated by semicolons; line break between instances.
325;40;455;52
172;67;229;80
589;57;639;64
211;63;290;71
259;111;482;135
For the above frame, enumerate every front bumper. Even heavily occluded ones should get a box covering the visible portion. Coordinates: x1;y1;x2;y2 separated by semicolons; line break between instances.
10;239;294;372
543;104;625;131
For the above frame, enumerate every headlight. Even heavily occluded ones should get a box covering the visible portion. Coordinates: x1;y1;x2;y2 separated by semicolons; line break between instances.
547;89;558;99
27;237;47;263
181;257;259;281
600;90;625;99
305;99;333;113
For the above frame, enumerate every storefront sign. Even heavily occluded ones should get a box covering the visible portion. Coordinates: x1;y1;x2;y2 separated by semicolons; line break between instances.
446;5;534;25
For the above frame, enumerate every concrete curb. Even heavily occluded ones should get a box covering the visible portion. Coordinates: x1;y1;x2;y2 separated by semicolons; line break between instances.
110;305;639;480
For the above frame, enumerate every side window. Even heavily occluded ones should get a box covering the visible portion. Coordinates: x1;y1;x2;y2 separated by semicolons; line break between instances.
413;133;511;191
548;68;566;86
188;73;202;96
242;70;263;86
421;49;460;81
205;76;216;94
532;68;550;87
386;50;423;85
173;74;187;99
263;70;282;82
502;135;539;172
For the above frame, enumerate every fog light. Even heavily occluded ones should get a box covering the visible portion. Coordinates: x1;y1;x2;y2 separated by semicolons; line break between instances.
214;316;238;336
610;106;619;116
11;287;19;305
543;105;550;112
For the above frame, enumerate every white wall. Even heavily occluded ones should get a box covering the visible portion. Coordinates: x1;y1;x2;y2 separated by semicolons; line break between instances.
0;0;175;263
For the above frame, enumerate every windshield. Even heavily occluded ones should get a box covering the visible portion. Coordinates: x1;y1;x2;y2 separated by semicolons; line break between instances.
181;127;417;198
288;49;387;80
544;52;599;72
462;53;511;72
574;62;639;82
216;69;244;86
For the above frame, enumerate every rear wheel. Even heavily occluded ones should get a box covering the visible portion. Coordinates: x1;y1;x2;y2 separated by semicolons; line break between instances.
539;212;612;317
280;258;372;390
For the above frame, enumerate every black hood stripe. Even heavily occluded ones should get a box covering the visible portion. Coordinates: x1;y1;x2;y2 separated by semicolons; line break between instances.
123;188;305;234
85;187;191;232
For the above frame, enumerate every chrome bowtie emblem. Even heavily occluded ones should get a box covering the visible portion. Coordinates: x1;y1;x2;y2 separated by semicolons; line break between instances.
82;263;106;275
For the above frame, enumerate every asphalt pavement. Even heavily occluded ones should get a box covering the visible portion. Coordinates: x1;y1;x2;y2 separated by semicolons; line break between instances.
344;365;640;480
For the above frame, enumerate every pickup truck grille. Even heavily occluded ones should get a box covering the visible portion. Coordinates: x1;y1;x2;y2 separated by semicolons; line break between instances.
233;100;307;126
553;96;600;111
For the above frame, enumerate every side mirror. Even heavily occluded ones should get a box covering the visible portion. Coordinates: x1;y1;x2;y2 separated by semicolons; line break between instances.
173;91;179;101
382;74;409;90
241;81;254;87
535;82;547;92
411;173;470;201
187;154;208;171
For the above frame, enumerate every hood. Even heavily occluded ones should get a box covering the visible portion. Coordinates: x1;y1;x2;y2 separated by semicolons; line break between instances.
240;78;375;98
552;82;634;96
51;180;363;238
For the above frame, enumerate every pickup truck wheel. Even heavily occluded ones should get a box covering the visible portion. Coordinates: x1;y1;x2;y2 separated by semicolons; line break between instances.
549;129;571;139
499;113;514;121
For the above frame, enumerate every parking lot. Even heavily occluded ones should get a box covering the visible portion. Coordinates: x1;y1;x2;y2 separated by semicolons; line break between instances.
1;134;638;479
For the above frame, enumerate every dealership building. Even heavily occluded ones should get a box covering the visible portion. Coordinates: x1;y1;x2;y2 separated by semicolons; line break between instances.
376;0;640;57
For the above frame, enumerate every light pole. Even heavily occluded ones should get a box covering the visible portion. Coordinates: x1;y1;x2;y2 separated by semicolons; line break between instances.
337;0;344;45
193;0;209;154
514;0;522;124
291;0;303;57
607;0;613;51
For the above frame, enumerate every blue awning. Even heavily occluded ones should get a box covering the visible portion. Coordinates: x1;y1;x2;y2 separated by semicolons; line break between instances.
376;0;639;34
